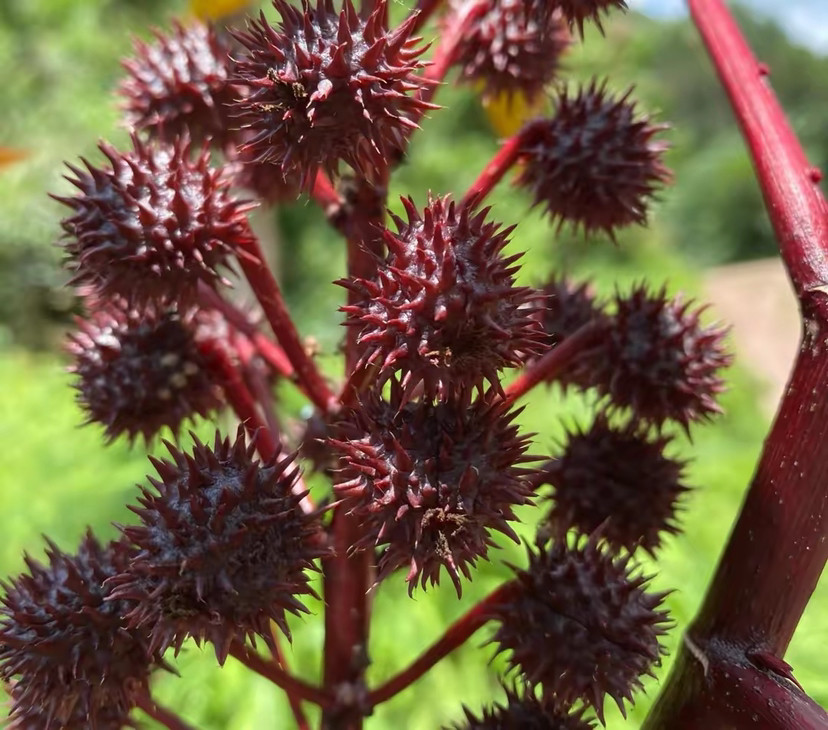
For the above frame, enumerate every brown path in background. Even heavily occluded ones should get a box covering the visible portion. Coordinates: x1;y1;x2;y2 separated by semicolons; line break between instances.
703;258;801;415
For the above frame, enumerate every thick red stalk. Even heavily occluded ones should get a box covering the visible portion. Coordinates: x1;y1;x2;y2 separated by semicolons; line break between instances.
230;644;335;710
134;693;196;730
645;1;828;727
366;582;516;707
237;237;337;414
321;520;373;729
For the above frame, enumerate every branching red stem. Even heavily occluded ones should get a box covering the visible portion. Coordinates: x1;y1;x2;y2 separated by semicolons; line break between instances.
504;322;601;403
200;338;277;460
366;582;516;707
237;237;337;414
684;0;828;298
197;282;294;378
461;132;526;208
461;118;551;208
232;330;283;444
230;644;335;710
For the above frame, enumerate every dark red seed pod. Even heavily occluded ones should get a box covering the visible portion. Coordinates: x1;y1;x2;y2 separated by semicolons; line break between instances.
537;274;601;346
67;302;225;444
106;427;325;664
231;0;436;185
340;195;548;399
120;20;239;146
0;532;159;730
331;383;537;597
450;0;570;101
447;686;595;730
516;79;670;239
532;274;604;388
3;683;136;730
539;415;689;555
580;284;732;429
553;0;629;38
487;537;670;722
53;134;254;308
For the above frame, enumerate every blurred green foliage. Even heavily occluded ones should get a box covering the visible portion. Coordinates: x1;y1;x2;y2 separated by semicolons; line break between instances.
0;1;826;728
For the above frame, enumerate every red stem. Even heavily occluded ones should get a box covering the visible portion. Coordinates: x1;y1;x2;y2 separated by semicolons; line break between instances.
409;0;444;35
461;126;537;208
200;339;278;460
270;629;311;730
230;644;335;710
310;170;343;218
684;2;828;299
237;237;337;414
197;282;294;378
321;522;373;729
504;322;601;402
366;582;516;707
233;331;283;442
134;693;196;730
645;1;828;727
250;333;294;379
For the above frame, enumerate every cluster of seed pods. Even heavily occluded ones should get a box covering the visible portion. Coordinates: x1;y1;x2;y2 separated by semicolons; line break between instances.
0;2;733;728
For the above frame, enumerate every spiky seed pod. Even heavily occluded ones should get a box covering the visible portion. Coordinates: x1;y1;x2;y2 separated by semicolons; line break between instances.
536;274;602;353
487;538;670;721
0;532;159;730
554;0;629;38
516;80;670;239
539;416;689;554
230;0;435;184
581;284;732;429
106;428;324;663
66;302;225;444
54;134;254;308
331;384;537;596
447;686;595;730
451;0;570;101
341;195;547;399
120;21;238;146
